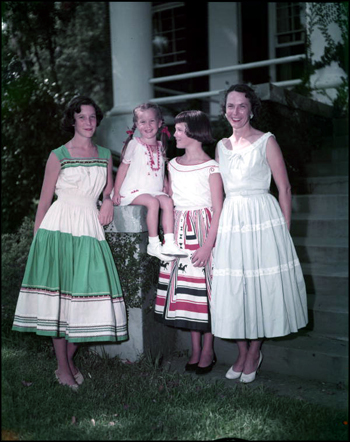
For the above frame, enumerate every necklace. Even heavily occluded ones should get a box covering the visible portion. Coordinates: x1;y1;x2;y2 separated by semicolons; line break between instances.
145;143;161;173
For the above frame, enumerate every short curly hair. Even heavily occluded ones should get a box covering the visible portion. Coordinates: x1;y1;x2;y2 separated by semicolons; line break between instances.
61;96;104;134
174;110;215;144
221;84;261;121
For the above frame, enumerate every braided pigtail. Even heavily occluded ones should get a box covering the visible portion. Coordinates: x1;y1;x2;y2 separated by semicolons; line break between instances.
159;119;171;161
120;123;137;161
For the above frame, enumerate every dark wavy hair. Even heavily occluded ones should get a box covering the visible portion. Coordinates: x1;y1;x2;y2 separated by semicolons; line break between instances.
174;110;215;144
61;96;104;134
221;84;262;121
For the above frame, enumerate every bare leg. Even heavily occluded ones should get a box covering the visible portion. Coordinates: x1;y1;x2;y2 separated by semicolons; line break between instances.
52;338;77;386
67;342;79;376
242;339;263;375
189;331;201;364
232;339;249;372
198;332;214;367
131;194;160;237
157;195;174;234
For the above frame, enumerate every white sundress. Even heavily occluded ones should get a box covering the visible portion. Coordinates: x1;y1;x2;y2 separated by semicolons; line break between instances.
119;137;167;205
211;132;308;339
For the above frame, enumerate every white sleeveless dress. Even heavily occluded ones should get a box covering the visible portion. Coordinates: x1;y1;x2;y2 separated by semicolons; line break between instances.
118;137;167;205
211;132;308;339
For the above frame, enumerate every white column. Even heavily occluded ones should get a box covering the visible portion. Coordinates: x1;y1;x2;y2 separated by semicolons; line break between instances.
96;2;153;156
208;2;241;116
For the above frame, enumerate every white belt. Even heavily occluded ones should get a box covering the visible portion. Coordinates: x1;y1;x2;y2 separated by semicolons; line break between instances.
226;190;269;198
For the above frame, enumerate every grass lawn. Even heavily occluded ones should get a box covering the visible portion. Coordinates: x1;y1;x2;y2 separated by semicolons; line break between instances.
1;324;348;441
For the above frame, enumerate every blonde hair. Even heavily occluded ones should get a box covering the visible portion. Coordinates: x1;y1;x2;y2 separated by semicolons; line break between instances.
121;103;168;161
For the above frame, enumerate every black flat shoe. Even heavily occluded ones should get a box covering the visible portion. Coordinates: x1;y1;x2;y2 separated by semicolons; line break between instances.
195;354;217;375
185;361;199;371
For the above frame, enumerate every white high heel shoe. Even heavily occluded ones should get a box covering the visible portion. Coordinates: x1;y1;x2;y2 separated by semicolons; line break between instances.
225;366;242;380
240;351;263;384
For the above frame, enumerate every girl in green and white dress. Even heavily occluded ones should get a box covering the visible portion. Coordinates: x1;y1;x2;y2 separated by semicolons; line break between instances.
12;96;128;391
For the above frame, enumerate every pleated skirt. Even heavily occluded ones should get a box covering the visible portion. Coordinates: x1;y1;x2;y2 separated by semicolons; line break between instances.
12;197;128;343
211;193;308;339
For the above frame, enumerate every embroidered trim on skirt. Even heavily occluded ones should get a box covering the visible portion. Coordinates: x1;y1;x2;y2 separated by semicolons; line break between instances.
155;207;213;332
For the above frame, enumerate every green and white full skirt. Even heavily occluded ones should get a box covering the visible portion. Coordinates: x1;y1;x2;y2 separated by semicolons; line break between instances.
12;194;128;343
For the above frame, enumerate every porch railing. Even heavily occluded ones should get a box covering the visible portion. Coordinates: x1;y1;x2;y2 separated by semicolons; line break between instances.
149;54;342;105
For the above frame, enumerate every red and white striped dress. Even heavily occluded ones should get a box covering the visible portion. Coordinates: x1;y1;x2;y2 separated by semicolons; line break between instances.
154;157;220;331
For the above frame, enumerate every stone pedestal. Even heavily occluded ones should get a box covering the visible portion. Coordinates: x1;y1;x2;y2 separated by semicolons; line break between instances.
90;205;177;362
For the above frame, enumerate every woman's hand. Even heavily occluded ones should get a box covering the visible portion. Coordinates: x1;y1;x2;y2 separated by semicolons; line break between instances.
191;245;212;267
98;198;114;225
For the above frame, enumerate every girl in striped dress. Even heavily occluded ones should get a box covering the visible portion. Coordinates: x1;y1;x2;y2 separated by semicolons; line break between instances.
12;96;128;390
154;110;223;375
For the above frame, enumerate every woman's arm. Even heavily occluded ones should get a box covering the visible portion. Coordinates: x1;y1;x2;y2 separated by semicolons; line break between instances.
99;156;115;225
266;137;292;230
191;172;224;267
34;152;61;235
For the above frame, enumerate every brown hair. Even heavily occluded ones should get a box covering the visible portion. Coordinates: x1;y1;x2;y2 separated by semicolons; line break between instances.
61;96;103;134
174;110;215;144
221;84;262;121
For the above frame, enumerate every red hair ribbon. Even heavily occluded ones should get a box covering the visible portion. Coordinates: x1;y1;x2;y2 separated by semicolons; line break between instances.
161;126;171;138
126;130;134;135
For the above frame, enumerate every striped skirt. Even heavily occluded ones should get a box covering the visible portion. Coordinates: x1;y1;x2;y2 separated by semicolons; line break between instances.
154;207;214;332
12;196;129;343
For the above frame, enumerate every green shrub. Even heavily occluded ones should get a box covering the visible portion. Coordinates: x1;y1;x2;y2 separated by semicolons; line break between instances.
1;216;34;331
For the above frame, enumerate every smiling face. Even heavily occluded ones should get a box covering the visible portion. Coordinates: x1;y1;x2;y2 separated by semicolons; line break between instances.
135;109;162;142
174;122;192;149
73;105;97;138
225;91;252;130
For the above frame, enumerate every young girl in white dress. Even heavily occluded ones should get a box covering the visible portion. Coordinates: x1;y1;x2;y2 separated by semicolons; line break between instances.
112;103;187;262
154;110;224;375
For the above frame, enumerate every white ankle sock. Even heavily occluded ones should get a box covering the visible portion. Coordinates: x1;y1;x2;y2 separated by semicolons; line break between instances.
149;236;160;244
164;233;175;244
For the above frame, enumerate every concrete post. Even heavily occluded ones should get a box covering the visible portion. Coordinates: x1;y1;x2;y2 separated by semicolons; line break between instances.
90;206;177;362
96;2;153;156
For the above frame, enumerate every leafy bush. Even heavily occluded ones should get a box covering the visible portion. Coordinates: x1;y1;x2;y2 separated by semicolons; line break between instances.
1;2;112;234
105;232;160;309
1;216;34;331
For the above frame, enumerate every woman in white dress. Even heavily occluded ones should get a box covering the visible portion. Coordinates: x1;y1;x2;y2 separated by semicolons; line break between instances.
211;84;308;383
